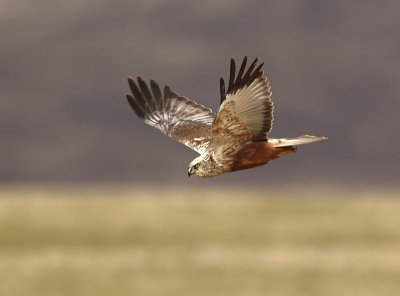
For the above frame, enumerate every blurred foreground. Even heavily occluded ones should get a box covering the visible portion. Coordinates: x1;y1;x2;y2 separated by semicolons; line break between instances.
0;186;399;296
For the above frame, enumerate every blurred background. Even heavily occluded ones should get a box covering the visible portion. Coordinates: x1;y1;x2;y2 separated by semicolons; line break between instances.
1;0;400;295
1;0;399;186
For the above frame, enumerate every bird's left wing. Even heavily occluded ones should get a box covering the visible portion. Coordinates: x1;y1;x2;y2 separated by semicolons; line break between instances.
212;57;274;154
126;76;216;154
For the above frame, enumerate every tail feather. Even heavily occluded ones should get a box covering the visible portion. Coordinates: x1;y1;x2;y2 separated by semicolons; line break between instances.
269;135;327;147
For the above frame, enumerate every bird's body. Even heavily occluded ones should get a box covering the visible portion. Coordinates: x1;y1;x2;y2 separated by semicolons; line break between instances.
126;57;327;178
189;141;296;178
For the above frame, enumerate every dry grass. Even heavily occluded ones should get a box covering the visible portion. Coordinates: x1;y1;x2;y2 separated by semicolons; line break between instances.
0;186;399;296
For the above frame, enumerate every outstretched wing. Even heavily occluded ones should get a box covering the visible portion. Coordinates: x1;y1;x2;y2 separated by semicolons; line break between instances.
126;76;215;154
213;57;274;153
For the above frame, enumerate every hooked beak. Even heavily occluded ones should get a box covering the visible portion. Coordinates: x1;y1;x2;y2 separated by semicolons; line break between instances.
188;171;192;177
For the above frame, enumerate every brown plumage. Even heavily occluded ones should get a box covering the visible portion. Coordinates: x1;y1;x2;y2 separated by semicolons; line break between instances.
125;57;327;178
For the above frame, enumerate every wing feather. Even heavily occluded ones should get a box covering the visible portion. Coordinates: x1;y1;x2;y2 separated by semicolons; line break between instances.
227;58;236;93
126;76;215;154
234;56;247;86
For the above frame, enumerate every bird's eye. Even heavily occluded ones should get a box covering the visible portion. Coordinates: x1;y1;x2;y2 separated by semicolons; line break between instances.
194;163;200;169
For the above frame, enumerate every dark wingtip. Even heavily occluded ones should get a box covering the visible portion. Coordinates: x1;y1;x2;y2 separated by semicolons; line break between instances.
126;75;149;118
149;79;162;108
125;93;145;119
220;77;226;104
136;76;156;111
228;58;236;93
163;85;171;97
127;76;138;93
234;56;248;86
125;93;134;105
137;75;145;83
223;56;267;97
249;62;265;82
127;76;135;85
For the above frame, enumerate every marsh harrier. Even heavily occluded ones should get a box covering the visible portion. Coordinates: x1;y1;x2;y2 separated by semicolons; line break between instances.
126;57;326;178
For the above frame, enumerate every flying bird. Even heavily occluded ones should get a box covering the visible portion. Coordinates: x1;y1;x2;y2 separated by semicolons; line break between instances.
126;57;327;178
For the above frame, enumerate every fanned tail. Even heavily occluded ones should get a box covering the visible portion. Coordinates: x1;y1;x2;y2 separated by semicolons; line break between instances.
269;135;327;148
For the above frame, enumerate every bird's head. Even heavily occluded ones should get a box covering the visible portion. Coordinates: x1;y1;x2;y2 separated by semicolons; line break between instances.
188;154;209;178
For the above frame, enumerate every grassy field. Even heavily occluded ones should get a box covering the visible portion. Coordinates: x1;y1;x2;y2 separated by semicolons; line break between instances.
0;186;399;296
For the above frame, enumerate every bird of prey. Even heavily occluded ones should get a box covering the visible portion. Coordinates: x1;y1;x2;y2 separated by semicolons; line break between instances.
126;57;327;178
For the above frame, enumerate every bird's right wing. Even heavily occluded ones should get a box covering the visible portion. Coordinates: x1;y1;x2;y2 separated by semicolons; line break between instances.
126;76;216;154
